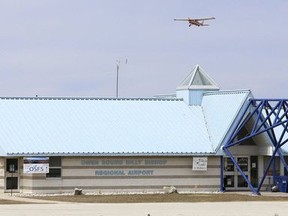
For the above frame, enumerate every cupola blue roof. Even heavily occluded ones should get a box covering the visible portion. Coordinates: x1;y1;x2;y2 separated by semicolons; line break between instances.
177;65;219;90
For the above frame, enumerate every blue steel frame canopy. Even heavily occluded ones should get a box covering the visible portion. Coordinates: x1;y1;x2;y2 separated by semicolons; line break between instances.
222;99;288;195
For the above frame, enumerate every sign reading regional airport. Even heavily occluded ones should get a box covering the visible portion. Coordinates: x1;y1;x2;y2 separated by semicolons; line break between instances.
23;157;49;174
192;157;208;171
95;169;154;176
80;159;168;176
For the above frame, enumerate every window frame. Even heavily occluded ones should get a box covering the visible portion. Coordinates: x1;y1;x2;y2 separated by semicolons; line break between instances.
46;157;62;179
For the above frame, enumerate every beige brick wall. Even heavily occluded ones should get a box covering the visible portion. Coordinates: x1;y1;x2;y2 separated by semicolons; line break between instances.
21;156;221;194
0;158;4;192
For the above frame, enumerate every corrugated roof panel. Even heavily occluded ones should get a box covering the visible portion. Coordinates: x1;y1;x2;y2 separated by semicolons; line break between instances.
201;90;250;151
0;97;213;156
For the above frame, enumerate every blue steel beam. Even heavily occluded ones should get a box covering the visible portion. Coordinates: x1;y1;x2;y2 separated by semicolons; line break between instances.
255;101;288;172
273;101;284;125
227;100;259;144
225;100;287;149
262;100;288;179
253;100;288;193
224;99;288;195
220;156;225;192
251;101;266;133
279;120;288;145
257;145;281;193
225;119;288;148
256;101;281;133
256;120;288;193
226;100;288;148
279;109;288;124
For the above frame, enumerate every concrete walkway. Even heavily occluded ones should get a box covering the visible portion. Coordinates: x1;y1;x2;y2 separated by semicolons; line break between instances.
0;202;287;216
234;191;288;197
0;192;288;216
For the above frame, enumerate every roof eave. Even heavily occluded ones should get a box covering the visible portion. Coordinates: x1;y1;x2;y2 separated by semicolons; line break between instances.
6;152;217;157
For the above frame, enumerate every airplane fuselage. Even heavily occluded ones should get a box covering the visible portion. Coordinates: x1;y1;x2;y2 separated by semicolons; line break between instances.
174;17;214;27
188;20;202;26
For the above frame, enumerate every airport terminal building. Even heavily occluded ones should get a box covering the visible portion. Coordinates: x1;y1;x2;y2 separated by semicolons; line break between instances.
0;65;287;195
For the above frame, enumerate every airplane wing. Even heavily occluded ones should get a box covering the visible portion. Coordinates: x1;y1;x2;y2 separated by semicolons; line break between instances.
193;17;215;21
174;17;215;21
174;18;190;21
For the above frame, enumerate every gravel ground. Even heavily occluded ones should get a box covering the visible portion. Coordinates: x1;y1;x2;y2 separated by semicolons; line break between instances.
2;192;288;204
0;199;34;205
26;193;288;203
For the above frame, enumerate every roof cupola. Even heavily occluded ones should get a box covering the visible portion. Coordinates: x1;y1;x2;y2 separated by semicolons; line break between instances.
176;65;219;105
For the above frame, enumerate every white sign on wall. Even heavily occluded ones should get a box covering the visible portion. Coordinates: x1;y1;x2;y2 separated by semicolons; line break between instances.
24;163;49;174
23;157;49;174
192;157;208;171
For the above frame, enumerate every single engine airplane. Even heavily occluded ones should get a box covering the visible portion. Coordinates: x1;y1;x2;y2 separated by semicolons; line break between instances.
174;17;215;27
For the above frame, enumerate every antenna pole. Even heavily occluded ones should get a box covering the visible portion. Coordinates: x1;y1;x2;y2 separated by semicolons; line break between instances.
116;61;120;98
115;59;128;98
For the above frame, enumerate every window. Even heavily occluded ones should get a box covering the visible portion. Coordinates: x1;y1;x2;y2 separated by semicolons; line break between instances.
46;157;62;178
224;158;234;171
237;157;248;172
6;159;18;173
224;175;234;188
6;177;18;189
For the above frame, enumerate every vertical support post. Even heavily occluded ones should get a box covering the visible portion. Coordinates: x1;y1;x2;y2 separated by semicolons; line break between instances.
220;156;225;192
272;155;276;185
11;172;13;196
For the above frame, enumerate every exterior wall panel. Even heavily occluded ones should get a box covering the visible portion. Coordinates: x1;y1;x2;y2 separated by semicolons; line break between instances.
0;158;4;192
22;156;221;194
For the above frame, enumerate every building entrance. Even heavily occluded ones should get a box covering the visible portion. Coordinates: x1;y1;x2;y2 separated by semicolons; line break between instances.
224;157;250;189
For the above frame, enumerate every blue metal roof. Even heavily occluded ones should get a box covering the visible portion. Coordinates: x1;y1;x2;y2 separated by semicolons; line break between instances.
0;97;215;156
201;90;251;151
0;90;250;156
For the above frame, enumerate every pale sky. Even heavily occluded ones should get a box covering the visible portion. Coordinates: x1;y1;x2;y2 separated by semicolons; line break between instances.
0;0;287;98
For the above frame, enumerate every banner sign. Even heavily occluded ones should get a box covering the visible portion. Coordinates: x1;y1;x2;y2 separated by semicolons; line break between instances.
23;157;49;174
192;157;208;171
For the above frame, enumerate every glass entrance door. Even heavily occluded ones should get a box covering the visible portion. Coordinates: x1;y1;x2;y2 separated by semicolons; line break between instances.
224;157;250;189
236;157;249;188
